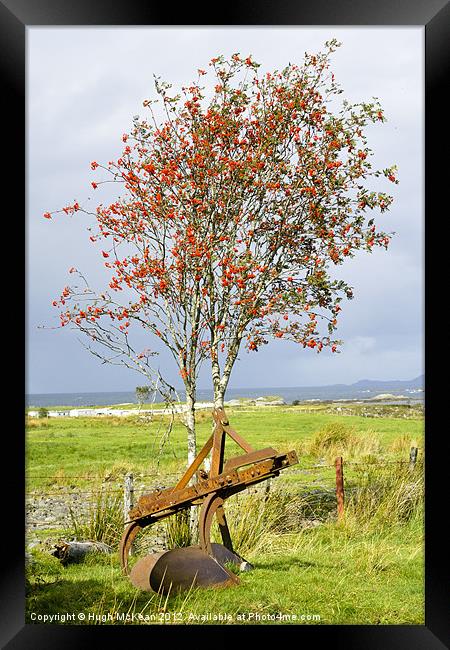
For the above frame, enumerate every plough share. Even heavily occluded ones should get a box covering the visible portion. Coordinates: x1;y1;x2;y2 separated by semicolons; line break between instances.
120;407;298;593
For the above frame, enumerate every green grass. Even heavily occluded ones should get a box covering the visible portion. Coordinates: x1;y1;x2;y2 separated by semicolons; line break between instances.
25;404;424;625
26;513;423;625
25;405;423;489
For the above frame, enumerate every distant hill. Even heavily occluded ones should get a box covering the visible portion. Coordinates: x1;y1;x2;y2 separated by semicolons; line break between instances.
349;375;424;389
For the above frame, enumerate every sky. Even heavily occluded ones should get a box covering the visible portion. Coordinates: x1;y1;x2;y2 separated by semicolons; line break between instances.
26;26;424;394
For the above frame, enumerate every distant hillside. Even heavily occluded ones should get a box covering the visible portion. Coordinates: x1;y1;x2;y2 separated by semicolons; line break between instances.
349;375;424;389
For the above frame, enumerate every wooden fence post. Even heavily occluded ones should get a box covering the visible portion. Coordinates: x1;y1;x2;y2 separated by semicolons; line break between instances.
409;446;418;471
124;473;134;527
335;456;345;520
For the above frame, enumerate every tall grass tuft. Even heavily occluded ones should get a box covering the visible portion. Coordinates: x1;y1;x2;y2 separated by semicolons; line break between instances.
309;422;353;458
210;488;307;557
26;416;50;430
345;459;424;529
309;422;381;463
389;434;417;454
68;489;124;549
165;509;192;549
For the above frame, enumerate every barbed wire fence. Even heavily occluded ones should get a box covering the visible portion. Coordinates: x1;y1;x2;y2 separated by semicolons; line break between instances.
25;447;421;533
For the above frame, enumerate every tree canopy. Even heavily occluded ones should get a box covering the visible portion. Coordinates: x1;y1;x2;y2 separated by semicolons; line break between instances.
46;40;397;457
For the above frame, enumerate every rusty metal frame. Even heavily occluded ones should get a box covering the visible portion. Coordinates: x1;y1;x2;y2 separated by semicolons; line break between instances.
120;407;298;576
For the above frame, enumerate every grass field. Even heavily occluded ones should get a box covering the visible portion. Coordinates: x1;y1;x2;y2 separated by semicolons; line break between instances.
25;403;424;625
26;403;423;484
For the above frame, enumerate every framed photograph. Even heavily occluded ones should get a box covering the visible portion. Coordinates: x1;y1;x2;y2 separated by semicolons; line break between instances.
4;0;447;646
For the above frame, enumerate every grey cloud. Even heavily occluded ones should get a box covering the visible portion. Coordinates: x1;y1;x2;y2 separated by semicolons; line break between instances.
27;27;424;393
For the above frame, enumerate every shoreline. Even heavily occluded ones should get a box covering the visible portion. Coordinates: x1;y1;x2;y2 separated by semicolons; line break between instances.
26;395;424;418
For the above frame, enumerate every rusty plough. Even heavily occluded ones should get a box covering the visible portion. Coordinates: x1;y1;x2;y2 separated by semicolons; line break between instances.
120;407;298;593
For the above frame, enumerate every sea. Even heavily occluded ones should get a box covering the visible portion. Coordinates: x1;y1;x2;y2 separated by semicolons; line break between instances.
25;383;424;409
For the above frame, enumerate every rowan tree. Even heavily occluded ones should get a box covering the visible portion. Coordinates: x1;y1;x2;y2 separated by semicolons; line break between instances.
46;40;397;467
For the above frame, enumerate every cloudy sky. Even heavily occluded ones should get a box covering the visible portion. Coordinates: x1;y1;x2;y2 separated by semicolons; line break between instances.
26;26;424;394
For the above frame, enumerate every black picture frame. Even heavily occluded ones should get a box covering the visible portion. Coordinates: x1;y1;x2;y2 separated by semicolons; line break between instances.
4;0;448;646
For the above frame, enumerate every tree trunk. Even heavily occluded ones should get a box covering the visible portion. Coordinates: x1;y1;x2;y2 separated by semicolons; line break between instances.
52;541;112;565
203;386;226;476
184;389;198;543
214;388;225;410
185;390;197;469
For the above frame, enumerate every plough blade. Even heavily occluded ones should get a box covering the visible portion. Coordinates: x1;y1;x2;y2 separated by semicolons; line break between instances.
129;543;241;594
121;408;299;593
